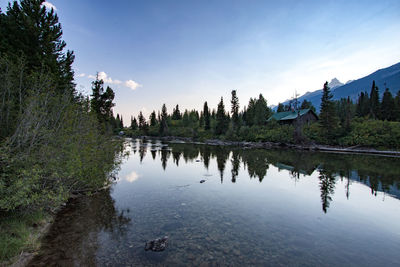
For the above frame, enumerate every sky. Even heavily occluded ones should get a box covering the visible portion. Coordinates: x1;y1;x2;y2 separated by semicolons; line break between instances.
2;0;400;121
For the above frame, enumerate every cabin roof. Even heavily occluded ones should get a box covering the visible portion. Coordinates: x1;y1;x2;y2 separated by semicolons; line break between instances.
268;108;317;121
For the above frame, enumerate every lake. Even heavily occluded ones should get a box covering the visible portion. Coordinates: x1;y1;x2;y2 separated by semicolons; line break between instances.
29;138;400;266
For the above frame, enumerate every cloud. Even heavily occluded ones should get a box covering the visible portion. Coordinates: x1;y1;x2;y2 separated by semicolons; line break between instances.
77;73;86;77
41;1;57;11
125;171;140;183
125;80;141;90
86;71;141;90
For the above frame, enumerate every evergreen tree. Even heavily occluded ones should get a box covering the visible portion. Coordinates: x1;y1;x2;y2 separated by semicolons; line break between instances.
159;104;168;135
171;104;182;120
130;116;138;130
369;80;380;119
0;0;75;94
300;99;316;113
203;101;211;130
319;81;339;141
277;103;285;112
90;76;115;129
395;91;400;121
138;111;147;132
215;97;228;135
231;90;240;130
254;94;271;125
149;110;157;126
244;98;256;126
356;92;369;117
381;88;395;121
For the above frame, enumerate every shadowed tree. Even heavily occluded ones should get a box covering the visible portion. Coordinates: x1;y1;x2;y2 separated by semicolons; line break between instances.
231;90;240;131
319;81;339;142
203;101;211;130
215;97;228;135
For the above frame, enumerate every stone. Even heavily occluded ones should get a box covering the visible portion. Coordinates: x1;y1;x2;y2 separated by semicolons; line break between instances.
144;236;169;252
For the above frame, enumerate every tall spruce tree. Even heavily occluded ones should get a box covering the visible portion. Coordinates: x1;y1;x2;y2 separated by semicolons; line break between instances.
149;111;157;126
381;88;395;121
231;90;240;130
159;104;168;135
172;104;182;120
130;116;138;130
369;80;380;119
319;81;338;141
138;111;147;132
203;101;211;130
90;76;115;129
215;97;228;135
395;91;400;121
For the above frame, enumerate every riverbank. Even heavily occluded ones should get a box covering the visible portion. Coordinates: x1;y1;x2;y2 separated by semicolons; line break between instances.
134;136;400;157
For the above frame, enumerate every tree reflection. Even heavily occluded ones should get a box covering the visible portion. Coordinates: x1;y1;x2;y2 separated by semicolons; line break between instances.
160;148;171;170
318;168;336;213
231;150;240;183
215;147;229;183
29;189;131;266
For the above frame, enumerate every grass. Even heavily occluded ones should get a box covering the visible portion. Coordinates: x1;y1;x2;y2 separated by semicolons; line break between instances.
0;210;51;265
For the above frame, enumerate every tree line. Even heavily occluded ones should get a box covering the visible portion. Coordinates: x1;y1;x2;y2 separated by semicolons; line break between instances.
125;80;400;148
0;0;121;214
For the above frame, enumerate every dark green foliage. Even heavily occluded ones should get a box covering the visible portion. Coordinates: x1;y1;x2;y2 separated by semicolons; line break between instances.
319;82;339;142
300;99;316;113
244;94;271;126
395;91;400;121
130;116;138;130
90;76;115;132
171;104;182;120
356;92;369;117
277;103;285;112
215;97;228;135
149;111;157;126
381;88;395;121
230;90;240;130
369;80;380;119
138;111;148;133
159;104;168;135
335;97;355;133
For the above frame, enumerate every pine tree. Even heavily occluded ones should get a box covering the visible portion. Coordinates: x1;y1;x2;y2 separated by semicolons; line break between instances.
369;80;380;119
90;75;115;128
172;104;182;120
130;116;138;130
231;90;240;130
381;88;395;121
159;104;168;135
138;111;147;132
300;99;316;113
215;97;228;135
149;111;157;126
203;101;211;130
319;81;338;142
277;103;285;112
395;91;400;121
254;94;270;126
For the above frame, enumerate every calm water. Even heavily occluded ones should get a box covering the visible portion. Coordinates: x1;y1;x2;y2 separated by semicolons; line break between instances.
30;138;400;266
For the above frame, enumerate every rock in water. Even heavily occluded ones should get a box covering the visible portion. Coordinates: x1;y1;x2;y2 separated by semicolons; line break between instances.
200;180;206;183
145;236;169;252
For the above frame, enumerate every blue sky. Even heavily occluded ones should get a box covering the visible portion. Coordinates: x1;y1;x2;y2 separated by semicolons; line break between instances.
3;0;400;121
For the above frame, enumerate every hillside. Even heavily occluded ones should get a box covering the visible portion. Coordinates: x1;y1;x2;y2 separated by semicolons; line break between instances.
277;62;400;112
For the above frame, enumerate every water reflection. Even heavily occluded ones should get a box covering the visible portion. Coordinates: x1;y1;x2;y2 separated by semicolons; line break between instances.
29;189;131;266
137;140;400;213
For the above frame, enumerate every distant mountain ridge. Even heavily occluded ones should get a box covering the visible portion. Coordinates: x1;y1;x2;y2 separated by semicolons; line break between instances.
275;62;400;112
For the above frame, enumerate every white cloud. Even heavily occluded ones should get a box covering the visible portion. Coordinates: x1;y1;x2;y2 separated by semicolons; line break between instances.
125;80;141;90
41;1;57;11
125;171;139;183
77;73;86;77
86;71;141;90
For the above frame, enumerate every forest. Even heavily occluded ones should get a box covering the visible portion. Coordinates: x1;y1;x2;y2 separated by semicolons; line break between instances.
0;0;122;262
123;81;400;149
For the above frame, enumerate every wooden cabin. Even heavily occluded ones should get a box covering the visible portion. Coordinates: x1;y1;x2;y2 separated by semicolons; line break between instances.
268;108;318;125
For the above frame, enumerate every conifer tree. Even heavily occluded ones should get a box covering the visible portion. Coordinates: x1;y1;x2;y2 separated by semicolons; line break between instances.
231;90;240;130
172;104;182;120
90;76;115;128
203;101;211;130
277;103;285;112
395;91;400;121
254;94;270;126
369;80;380;119
159;104;168;135
138;111;147;132
130;116;138;130
215;97;228;135
300;100;316;113
149;110;157;126
319;81;338;141
356;92;369;117
381;88;395;121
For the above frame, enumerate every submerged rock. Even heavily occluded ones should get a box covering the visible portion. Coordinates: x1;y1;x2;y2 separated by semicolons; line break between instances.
145;236;169;252
200;180;206;183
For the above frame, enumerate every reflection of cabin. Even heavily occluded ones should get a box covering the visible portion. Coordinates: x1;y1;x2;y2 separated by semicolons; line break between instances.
268;108;318;125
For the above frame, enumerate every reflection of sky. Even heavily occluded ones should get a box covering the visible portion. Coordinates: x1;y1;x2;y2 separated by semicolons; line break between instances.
103;140;400;265
125;171;139;183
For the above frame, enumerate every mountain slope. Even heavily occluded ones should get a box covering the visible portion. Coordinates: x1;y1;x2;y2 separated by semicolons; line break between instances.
277;62;400;112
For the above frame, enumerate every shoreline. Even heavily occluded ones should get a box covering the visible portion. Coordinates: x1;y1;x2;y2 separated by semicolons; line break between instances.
131;135;400;157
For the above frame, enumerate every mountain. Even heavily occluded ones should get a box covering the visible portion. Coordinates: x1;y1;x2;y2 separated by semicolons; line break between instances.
275;62;400;112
